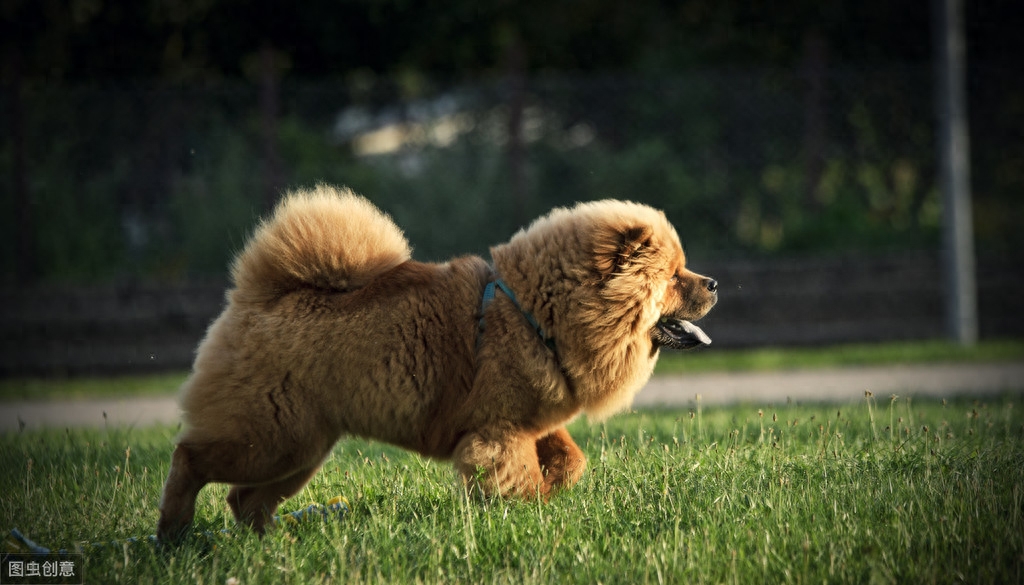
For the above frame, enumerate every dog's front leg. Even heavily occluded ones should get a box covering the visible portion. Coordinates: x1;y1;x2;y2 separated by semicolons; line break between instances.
535;426;587;492
453;430;546;498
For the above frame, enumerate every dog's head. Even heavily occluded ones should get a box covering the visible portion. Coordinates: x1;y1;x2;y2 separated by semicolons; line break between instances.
489;199;717;417
591;210;717;352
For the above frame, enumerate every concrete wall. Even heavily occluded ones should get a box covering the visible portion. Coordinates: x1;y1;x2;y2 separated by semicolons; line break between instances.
2;253;1020;377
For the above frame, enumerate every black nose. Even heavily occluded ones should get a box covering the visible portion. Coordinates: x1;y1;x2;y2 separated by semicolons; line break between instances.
706;278;718;293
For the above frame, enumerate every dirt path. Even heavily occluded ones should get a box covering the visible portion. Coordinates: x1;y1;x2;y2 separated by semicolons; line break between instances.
635;360;1024;408
2;361;1022;433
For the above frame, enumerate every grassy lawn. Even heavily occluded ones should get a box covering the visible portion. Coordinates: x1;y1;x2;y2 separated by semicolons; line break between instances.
1;339;1022;402
2;395;1022;584
654;338;1024;375
0;371;189;402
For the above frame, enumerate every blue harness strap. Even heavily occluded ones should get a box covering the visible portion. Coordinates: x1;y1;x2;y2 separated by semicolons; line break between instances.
480;278;555;351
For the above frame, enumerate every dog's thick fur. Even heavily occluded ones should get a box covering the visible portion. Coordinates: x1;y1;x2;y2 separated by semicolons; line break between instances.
157;185;717;540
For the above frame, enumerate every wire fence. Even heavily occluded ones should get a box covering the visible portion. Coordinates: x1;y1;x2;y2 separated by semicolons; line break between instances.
2;64;1020;285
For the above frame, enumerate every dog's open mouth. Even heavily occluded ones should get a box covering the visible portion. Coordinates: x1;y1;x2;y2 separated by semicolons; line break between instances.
653;318;712;350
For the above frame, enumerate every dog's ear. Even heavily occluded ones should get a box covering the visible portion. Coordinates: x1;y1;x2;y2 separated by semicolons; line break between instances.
594;224;654;279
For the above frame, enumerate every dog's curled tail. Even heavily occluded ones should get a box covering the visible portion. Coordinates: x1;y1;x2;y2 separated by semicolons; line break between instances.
231;184;411;302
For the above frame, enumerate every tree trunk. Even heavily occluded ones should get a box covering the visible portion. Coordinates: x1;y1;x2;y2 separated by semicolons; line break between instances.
504;35;528;226
260;44;285;212
800;28;827;212
933;0;977;345
8;50;36;282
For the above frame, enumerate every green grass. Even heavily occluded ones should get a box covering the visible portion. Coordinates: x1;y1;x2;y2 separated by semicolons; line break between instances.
2;339;1022;402
655;338;1024;375
0;372;188;402
2;395;1022;584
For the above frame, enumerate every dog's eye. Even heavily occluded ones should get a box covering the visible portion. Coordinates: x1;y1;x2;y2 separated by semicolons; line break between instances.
670;274;679;283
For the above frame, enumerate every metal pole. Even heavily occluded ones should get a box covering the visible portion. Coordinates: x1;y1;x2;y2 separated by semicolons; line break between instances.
934;0;977;346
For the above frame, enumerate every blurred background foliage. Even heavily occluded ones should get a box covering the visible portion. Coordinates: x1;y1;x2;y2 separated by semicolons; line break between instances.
1;0;1022;283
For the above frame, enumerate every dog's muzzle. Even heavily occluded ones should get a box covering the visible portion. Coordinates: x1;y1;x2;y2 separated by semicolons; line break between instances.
653;318;712;350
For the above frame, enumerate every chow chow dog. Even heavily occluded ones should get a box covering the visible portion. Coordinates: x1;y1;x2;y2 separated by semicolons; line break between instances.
157;184;717;540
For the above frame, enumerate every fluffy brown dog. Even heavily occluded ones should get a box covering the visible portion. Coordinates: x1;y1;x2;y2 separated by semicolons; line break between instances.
157;184;717;540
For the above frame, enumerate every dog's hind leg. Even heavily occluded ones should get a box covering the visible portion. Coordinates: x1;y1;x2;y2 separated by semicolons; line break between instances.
226;464;322;535
536;426;587;492
157;444;209;542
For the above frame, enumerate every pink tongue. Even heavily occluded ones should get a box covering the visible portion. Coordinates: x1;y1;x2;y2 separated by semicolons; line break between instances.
681;320;712;345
